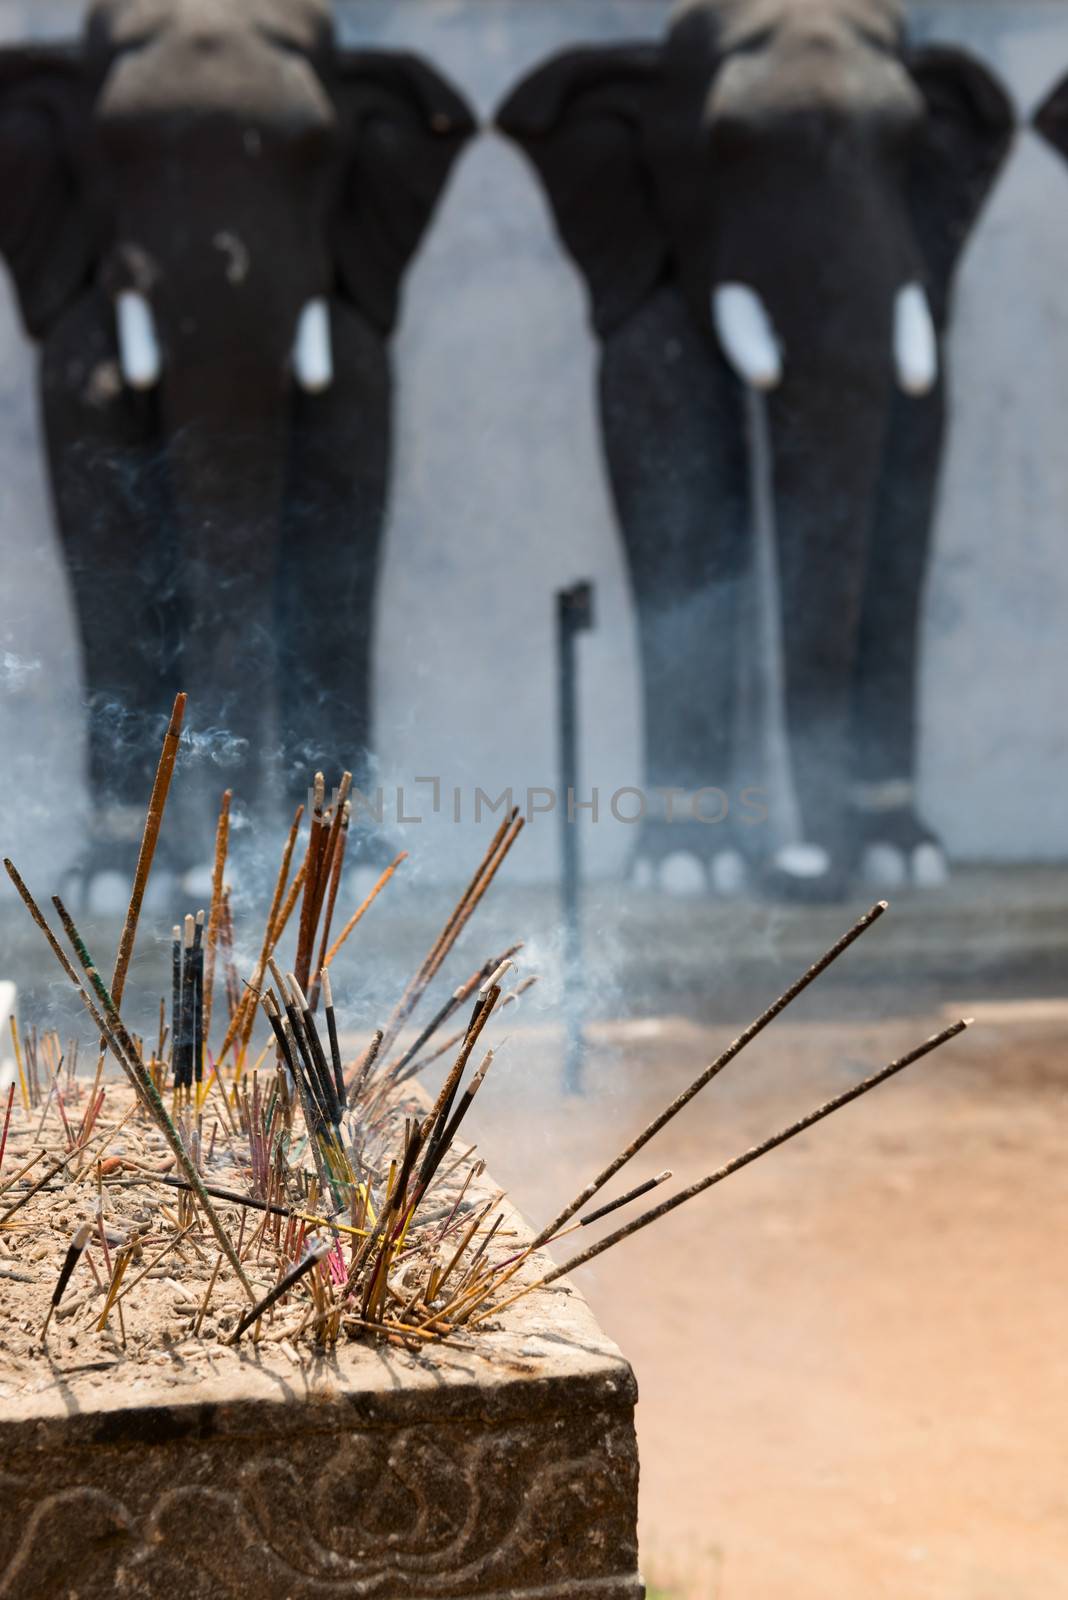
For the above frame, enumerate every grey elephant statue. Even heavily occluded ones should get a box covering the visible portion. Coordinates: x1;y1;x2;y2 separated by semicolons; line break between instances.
0;0;474;882
498;0;1014;899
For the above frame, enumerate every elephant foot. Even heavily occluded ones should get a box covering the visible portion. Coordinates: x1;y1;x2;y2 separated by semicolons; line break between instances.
854;804;949;891
627;821;750;898
860;840;948;889
179;862;218;901
60;848;179;917
657;851;708;899
762;842;851;904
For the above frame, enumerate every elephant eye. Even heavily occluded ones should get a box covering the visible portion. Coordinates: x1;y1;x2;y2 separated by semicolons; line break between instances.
256;25;312;60
727;25;775;58
854;25;897;58
107;31;154;60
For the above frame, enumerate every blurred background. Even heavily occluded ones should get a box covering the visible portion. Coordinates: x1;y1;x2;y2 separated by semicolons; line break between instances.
0;3;1065;1597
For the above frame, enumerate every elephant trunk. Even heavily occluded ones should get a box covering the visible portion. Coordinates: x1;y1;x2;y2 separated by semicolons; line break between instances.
156;313;293;801
701;147;937;854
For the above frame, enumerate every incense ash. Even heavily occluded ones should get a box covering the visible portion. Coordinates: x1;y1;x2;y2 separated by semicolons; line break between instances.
0;696;971;1384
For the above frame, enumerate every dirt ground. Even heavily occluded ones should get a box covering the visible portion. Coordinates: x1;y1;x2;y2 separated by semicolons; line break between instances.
472;1001;1068;1600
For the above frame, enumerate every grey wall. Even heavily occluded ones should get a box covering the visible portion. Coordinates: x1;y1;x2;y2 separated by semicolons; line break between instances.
0;0;1066;883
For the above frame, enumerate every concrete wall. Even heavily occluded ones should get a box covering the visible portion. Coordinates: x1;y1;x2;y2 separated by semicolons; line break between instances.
0;1;1066;882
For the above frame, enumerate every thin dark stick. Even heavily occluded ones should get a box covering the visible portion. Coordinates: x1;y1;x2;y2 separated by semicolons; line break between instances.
106;690;186;1042
217;803;304;1068
202;788;232;1048
475;1020;971;1324
387;944;524;1086
413;991;500;1199
231;1239;331;1342
320;968;346;1114
270;964;334;1134
178;914;195;1089
346;1029;383;1111
288;973;341;1127
305;775;352;997
533;899;889;1245
579;1169;673;1227
374;817;521;1067
323;852;408;971
0;1083;14;1180
262;992;298;1081
170;925;181;1080
192;909;205;1085
41;1220;93;1337
294;773;326;995
309;802;350;1011
422;820;525;992
419;1047;497;1194
48;893;256;1302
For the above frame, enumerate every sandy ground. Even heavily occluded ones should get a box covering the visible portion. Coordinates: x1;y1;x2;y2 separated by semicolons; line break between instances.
472;1002;1068;1600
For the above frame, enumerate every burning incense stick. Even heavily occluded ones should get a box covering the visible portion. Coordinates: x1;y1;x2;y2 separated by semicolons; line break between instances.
192;909;205;1085
471;1020;971;1326
25;885;257;1302
320;968;346;1114
533;900;889;1245
109;692;186;1021
211;806;303;1068
0;1083;13;1181
10;1014;28;1114
385;945;523;1086
231;1238;332;1342
41;1219;94;1337
202;789;232;1046
323;851;408;970
578;1170;673;1227
310;801;350;1007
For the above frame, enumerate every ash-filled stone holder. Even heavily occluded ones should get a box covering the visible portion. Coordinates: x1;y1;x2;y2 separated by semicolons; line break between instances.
0;1185;643;1600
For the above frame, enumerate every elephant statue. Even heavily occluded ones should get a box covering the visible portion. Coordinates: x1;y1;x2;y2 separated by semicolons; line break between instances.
498;0;1013;898
0;0;473;884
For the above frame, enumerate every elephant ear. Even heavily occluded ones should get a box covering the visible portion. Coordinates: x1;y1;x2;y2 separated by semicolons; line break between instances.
331;51;476;335
906;45;1015;320
1033;71;1068;164
0;47;99;340
496;46;665;337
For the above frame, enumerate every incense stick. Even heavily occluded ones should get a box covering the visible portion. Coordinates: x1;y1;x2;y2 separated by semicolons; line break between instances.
41;1219;94;1337
109;692;187;1021
533;900;889;1245
231;1238;332;1342
472;1020;970;1326
202;788;232;1047
43;889;256;1303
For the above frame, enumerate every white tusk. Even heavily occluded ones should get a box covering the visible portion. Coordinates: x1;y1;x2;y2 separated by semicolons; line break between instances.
293;297;333;393
115;290;161;389
712;283;783;391
893;283;938;397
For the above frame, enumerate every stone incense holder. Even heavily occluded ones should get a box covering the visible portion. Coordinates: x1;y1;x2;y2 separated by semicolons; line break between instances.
0;1181;642;1600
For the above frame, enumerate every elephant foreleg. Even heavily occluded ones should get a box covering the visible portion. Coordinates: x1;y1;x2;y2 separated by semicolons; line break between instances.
768;375;889;890
600;285;749;890
851;377;948;885
40;289;179;870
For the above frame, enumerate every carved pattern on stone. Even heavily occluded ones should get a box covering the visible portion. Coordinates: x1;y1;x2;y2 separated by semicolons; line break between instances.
0;1415;640;1598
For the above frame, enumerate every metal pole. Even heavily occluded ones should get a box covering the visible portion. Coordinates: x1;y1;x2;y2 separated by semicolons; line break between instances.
556;581;594;1095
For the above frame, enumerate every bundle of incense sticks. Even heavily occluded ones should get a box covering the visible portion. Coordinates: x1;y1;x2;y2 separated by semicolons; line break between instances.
0;695;972;1357
171;911;205;1091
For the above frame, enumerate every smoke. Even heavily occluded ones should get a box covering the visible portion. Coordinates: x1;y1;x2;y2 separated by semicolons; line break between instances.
178;726;251;772
0;652;42;690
